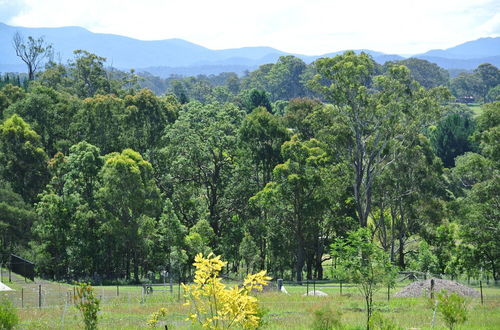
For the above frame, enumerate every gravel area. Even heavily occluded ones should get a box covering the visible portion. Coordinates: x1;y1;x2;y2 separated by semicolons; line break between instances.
394;278;480;298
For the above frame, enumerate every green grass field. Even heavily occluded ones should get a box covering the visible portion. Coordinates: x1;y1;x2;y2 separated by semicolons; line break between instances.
2;276;499;329
467;103;483;116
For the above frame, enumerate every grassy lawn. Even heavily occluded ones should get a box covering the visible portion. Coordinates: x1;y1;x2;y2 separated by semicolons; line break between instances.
467;103;483;116
3;278;499;329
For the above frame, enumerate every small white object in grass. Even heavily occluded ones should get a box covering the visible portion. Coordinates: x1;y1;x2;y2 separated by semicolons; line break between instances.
303;290;328;296
0;281;13;291
280;285;289;295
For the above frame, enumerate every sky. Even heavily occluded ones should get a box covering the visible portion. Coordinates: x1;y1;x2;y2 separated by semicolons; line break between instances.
1;0;499;55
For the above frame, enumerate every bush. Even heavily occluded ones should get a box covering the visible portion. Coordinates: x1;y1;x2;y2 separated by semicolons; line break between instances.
368;312;402;330
436;290;468;330
149;253;271;329
311;304;343;330
74;282;100;330
0;299;19;330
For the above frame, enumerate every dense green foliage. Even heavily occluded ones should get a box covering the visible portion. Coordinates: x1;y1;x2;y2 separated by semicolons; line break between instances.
435;291;468;330
0;299;19;330
0;47;498;286
74;282;101;330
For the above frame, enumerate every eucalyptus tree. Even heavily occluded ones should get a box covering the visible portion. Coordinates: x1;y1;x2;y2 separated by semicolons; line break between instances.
71;94;126;154
390;58;449;89
0;84;26;117
5;85;81;156
0;114;49;203
453;102;500;281
70;50;111;98
33;142;103;278
309;51;448;227
252;136;329;282
235;106;290;268
473;101;500;162
267;55;308;101
0;181;37;262
159;102;245;239
97;149;161;282
371;134;444;268
12;32;53;80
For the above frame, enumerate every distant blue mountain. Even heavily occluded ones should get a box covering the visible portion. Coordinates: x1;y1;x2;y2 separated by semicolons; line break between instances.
417;37;500;59
413;37;500;69
0;22;498;77
415;55;500;70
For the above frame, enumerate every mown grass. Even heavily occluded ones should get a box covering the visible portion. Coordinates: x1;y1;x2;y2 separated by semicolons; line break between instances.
467;103;483;116
4;279;499;329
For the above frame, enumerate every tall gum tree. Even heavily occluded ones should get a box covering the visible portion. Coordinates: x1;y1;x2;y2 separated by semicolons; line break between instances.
309;51;448;227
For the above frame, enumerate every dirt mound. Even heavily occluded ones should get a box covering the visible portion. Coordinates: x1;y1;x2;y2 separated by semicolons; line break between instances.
394;278;480;298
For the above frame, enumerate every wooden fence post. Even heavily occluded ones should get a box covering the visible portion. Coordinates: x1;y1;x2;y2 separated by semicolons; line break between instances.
430;279;435;299
38;284;42;308
480;280;484;305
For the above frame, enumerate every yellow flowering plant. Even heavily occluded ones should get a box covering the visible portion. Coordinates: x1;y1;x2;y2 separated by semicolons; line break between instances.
148;253;271;329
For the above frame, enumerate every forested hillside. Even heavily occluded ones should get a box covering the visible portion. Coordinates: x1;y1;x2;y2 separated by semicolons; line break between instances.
0;44;498;284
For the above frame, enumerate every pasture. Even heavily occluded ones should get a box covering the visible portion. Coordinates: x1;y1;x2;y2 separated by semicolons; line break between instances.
2;273;499;329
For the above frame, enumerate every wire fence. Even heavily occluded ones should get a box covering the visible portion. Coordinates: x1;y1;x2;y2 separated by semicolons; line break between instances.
2;282;184;309
2;269;497;309
2;275;498;329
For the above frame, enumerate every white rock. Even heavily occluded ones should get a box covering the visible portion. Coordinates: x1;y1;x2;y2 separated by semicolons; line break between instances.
303;290;328;296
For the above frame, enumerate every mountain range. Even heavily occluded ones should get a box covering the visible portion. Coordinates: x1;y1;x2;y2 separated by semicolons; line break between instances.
1;22;499;77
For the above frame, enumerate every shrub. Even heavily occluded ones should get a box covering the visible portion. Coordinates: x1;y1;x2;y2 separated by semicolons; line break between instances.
148;253;271;329
74;282;100;330
368;312;402;330
311;304;342;330
436;290;468;330
0;299;19;330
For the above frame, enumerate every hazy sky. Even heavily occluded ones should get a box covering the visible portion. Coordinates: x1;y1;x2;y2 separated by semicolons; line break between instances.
1;0;499;55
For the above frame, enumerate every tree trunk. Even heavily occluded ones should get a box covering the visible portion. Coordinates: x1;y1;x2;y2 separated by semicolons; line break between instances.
134;251;140;283
306;259;313;280
398;234;405;270
296;245;305;283
390;207;396;263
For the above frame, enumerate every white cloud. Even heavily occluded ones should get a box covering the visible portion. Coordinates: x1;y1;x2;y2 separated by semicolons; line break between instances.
3;0;499;54
477;12;500;35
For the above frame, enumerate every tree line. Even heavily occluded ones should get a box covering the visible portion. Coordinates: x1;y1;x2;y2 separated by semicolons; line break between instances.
0;43;498;284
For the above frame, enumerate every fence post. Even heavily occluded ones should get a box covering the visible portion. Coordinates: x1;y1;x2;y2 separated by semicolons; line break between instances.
306;280;309;296
38;284;42;308
313;279;316;296
117;285;119;297
480;280;484;305
170;275;173;293
277;279;283;292
387;284;390;301
21;288;24;308
430;279;435;299
178;279;181;301
9;267;11;282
